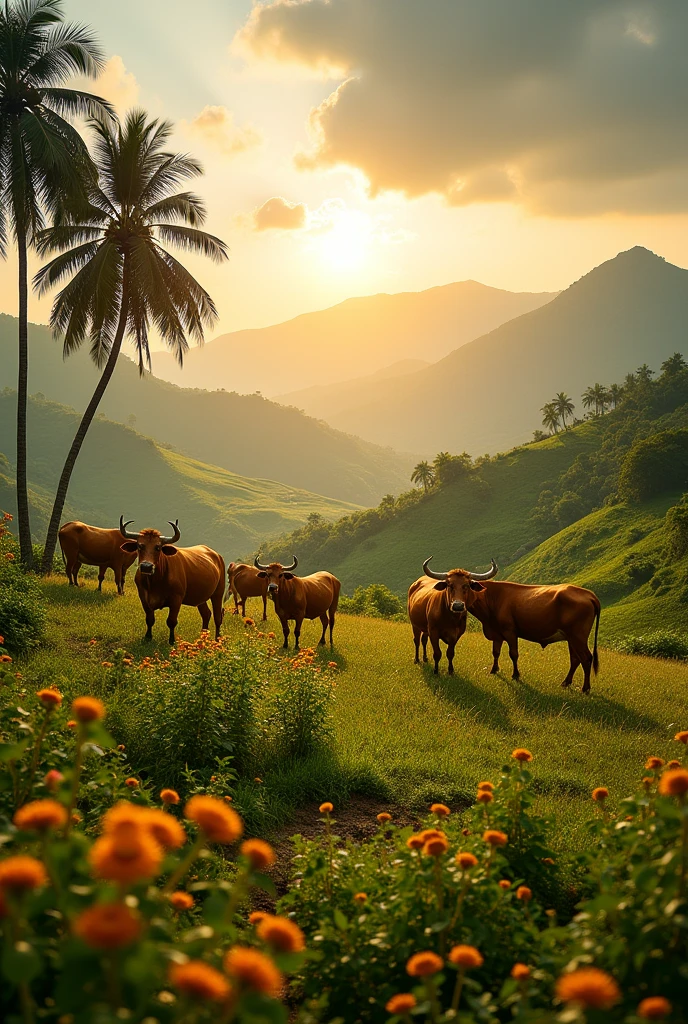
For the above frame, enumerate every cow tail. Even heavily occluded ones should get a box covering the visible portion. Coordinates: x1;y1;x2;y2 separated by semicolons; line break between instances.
592;601;601;675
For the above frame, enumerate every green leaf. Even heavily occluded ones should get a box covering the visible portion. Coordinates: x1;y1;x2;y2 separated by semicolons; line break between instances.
252;872;276;897
1;941;41;983
333;908;348;931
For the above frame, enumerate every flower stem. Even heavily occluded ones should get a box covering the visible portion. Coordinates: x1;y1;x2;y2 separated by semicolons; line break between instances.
423;976;441;1024
163;833;206;895
451;968;466;1013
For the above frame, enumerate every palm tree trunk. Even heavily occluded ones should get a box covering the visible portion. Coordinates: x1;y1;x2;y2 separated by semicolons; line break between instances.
16;229;33;569
40;283;130;575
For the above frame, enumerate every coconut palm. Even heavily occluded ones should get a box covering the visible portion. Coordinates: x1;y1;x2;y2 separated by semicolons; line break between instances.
581;386;597;416
553;392;575;430
582;383;610;417
0;0;110;566
35;110;229;573
541;402;560;435
635;363;654;386
411;460;435;492
608;383;623;409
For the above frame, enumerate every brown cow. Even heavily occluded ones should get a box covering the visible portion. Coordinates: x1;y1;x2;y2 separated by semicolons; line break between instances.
59;521;137;595
119;517;225;644
422;558;601;693
226;562;268;621
253;556;340;650
407;563;488;674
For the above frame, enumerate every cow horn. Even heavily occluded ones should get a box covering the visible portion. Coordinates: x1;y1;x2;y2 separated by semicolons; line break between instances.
423;556;448;581
283;555;298;572
161;520;181;544
119;516;138;540
254;555;270;570
469;559;498;581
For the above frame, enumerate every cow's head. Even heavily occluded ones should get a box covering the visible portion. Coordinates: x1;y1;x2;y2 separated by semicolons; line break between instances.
120;516;180;576
254;555;298;595
423;556;498;613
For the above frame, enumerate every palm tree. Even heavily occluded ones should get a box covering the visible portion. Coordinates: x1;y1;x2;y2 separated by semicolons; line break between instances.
541;402;560;434
35;110;228;573
660;352;687;378
553;392;575;430
608;383;623;409
582;383;611;417
411;460;435;492
635;363;654;386
0;0;110;566
581;386;597;416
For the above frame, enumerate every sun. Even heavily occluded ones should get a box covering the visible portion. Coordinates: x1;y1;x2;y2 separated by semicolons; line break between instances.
316;209;372;272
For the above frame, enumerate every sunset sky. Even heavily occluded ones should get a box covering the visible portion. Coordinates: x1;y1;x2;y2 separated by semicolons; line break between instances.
3;0;688;346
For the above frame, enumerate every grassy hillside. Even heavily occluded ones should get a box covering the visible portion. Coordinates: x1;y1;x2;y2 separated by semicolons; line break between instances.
0;315;412;506
151;280;556;396
0;393;358;556
321;247;688;455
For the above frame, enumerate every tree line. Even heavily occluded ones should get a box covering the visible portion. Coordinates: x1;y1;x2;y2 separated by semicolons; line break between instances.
1;0;227;570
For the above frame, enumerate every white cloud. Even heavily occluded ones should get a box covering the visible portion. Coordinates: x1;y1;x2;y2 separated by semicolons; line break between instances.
182;105;263;156
254;196;308;231
94;55;139;114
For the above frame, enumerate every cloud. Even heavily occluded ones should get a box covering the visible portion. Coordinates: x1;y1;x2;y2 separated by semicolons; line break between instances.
254;196;309;231
94;56;139;114
182;105;263;156
236;0;688;216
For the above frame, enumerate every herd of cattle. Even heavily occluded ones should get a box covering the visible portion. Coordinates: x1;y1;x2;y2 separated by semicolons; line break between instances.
57;519;601;693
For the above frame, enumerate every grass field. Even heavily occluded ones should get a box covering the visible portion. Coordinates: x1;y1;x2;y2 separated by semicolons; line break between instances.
20;575;688;855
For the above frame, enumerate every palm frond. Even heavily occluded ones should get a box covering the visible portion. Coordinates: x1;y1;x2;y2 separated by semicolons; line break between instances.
153;224;228;263
41;87;113;121
33;238;103;293
144;191;206;226
34;221;104;256
24;20;106;83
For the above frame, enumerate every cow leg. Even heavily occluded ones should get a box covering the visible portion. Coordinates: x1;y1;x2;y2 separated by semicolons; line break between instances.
490;638;503;674
561;643;580;689
144;607;155;641
421;633;429;663
570;637;593;695
293;615;304;651
318;613;328;645
280;616;290;649
166;601;182;645
198;601;212;631
328;607;336;646
211;580;225;639
74;561;82;586
429;631;442;675
505;634;520;680
412;625;422;664
262;595;268;622
240;598;246;617
97;566;106;592
446;639;457;676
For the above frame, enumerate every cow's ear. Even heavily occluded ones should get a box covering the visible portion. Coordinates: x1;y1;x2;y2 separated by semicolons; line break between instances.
120;541;137;553
282;572;295;580
256;570;268;578
470;581;486;592
161;545;178;556
433;581;447;591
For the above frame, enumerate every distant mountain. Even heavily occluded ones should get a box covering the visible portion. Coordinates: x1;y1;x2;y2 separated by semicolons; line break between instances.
0;316;412;507
150;281;556;396
320;248;688;455
0;395;358;555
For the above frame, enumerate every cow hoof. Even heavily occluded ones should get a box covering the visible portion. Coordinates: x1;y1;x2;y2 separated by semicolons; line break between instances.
581;687;591;695
512;673;520;681
414;657;420;665
561;679;572;689
490;667;499;675
447;668;454;676
433;668;439;675
318;639;326;646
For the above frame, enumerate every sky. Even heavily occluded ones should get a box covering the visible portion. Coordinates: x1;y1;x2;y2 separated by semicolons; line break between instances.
4;0;688;348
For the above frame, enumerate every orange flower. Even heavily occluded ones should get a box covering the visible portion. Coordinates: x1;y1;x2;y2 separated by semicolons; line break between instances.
430;803;450;817
542;857;555;866
160;788;180;805
71;696;105;723
456;852;478;870
406;951;443;977
448;945;483;969
74;902;142;949
101;661;113;669
386;994;417;1014
224;947;283;997
169;961;231;1002
328;661;338;669
512;748;532;762
667;760;681;769
658;768;688;796
477;781;494;792
67;720;77;729
14;799;67;833
377;812;392;823
418;829;443;842
185;795;243;843
44;769;63;792
36;688;62;709
249;911;267;925
638;997;672;1019
0;654;12;662
483;829;508;847
169;891;194;911
423;835;449;857
645;757;664;770
555;968;621;1009
0;855;47;892
244;617;255;626
267;632;276;639
354;892;368;904
145;809;186;851
406;835;424;850
125;778;139;788
592;787;608;802
89;822;162;883
511;963;531;981
675;730;688;744
240;839;276;871
516;885;532;902
319;802;333;814
256;914;306;953
477;791;493;804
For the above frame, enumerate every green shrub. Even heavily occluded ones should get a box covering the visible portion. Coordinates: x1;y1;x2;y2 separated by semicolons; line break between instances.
619;428;688;502
665;498;688;558
0;514;46;655
339;583;405;620
612;629;688;660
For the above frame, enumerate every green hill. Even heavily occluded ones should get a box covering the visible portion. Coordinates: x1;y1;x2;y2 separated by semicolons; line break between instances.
0;393;358;557
0;315;412;507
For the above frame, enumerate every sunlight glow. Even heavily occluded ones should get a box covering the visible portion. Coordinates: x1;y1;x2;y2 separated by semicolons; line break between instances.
316;209;372;272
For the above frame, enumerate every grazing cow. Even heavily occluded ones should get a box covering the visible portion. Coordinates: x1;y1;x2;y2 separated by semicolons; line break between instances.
253;556;340;650
59;521;137;595
119;517;225;644
423;557;601;693
408;565;479;675
226;562;268;621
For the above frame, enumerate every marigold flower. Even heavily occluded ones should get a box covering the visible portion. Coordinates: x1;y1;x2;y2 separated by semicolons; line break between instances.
249;910;267;925
645;757;664;770
14;799;67;832
354;892;367;904
89;822;162;883
319;802;333;814
477;790;493;804
638;997;672;1019
67;720;77;728
448;945;483;969
102;800;147;832
328;661;338;669
185;795;243;843
512;748;532;762
555;968;621;1009
160;788;180;805
125;777;139;788
423;835;449;857
418;828;443;842
240;839;275;871
542;857;555;865
145;809;186;850
74;902;142;949
406;951;443;977
169;891;194;911
667;760;681;769
37;688;62;709
267;632;276;639
377;812;392;823
117;744;126;752
430;803;450;817
386;993;417;1014
483;829;508;847
477;781;494;792
257;914;306;953
5;552;15;561
0;653;12;662
511;963;531;981
675;730;688;744
44;769;63;792
658;768;688;796
456;852;478;870
516;885;532;902
406;835;424;850
71;696;105;723
0;855;47;892
101;661;113;668
224;946;283;997
169;961;230;1002
592;787;608;802
499;879;511;889
462;827;471;836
